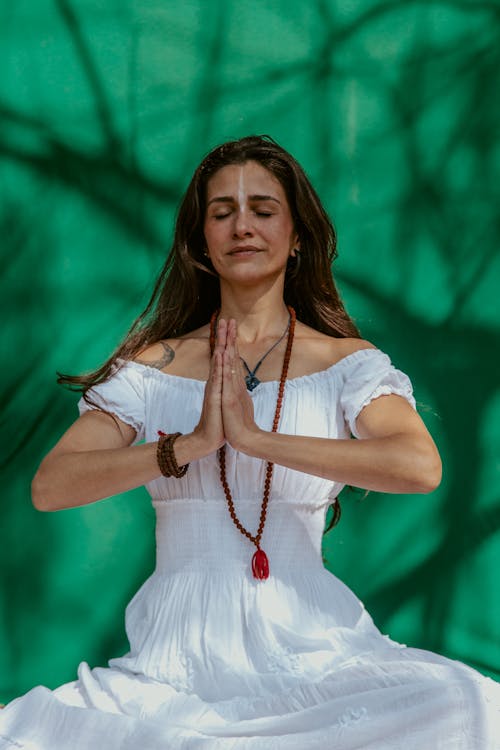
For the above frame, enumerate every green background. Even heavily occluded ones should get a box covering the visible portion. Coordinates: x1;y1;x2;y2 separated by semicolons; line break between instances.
1;1;499;703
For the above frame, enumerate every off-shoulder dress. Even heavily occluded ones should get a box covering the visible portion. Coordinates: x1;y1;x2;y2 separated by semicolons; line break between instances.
1;349;499;749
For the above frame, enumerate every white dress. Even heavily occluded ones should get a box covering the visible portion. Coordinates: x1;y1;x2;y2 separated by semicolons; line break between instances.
1;349;499;749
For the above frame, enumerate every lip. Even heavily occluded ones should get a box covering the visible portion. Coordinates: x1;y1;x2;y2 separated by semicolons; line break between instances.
228;245;263;256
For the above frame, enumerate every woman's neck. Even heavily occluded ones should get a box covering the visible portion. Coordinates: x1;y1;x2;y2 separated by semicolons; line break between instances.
218;287;290;344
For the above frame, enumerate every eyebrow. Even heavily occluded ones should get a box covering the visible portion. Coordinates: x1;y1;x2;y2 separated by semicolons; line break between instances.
207;194;281;206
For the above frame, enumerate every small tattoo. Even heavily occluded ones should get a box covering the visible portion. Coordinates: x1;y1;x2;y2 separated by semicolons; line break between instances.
141;342;175;370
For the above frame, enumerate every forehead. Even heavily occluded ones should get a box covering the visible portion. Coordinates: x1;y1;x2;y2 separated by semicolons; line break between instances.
206;160;287;201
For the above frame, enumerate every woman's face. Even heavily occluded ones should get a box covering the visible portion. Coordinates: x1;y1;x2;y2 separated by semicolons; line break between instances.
203;160;299;286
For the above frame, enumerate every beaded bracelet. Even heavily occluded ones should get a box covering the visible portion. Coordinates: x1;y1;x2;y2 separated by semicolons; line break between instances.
156;431;188;478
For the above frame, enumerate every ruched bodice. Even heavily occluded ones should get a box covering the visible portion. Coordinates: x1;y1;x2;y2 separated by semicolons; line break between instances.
152;499;328;575
2;348;499;750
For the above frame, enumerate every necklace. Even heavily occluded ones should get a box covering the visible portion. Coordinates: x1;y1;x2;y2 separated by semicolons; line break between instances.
239;313;291;391
209;306;296;580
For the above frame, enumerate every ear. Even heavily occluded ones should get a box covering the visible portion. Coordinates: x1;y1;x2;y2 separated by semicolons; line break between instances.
290;232;300;257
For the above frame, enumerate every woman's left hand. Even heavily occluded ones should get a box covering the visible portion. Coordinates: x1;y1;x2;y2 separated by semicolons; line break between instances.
221;318;260;451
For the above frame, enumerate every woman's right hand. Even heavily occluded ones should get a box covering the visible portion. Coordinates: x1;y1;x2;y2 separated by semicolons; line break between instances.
191;318;227;453
31;321;229;512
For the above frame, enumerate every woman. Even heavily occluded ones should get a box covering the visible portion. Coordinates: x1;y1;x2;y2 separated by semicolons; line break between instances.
1;135;498;748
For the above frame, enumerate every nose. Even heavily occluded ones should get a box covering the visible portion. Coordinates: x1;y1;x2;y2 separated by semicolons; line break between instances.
232;208;253;238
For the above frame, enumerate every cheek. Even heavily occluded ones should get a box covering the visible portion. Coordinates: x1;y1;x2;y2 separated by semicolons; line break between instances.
271;222;294;248
204;221;218;247
204;223;227;259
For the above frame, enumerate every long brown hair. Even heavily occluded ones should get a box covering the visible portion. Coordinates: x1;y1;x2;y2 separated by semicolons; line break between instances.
59;135;358;530
58;134;360;393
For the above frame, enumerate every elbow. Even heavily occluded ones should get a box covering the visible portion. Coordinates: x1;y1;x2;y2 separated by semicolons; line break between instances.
31;471;48;511
412;446;442;494
31;462;57;511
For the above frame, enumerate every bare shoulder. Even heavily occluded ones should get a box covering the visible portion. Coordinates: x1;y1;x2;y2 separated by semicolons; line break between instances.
294;320;376;367
134;340;178;369
134;324;211;377
330;336;377;360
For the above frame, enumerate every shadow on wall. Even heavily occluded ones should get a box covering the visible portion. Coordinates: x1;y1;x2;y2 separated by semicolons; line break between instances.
0;0;499;695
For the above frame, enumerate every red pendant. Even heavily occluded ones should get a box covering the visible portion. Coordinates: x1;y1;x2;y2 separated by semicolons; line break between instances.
252;549;270;580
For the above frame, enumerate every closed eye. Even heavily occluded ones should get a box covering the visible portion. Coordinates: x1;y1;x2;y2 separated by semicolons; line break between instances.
213;210;273;220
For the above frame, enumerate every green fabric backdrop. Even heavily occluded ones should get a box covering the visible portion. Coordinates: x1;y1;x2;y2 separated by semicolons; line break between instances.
1;1;499;703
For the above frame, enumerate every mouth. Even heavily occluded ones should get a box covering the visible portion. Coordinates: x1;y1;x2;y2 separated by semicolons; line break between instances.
228;246;263;257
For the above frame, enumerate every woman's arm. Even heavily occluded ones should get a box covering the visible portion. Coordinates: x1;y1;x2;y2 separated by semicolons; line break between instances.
235;393;442;494
32;324;232;512
220;320;442;494
31;410;210;512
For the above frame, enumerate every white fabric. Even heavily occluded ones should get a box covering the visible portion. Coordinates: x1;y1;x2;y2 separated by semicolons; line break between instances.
2;348;499;749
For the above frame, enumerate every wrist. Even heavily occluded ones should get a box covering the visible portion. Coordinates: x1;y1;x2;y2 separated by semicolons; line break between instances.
181;428;224;462
174;431;208;464
234;426;266;456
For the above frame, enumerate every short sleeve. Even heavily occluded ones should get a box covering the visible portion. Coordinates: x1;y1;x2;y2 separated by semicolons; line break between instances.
340;349;416;438
77;360;145;444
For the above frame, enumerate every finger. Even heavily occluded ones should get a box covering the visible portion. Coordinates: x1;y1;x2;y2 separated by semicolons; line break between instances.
222;348;237;392
216;317;227;351
214;352;224;403
231;319;238;344
232;324;240;360
204;355;223;432
227;318;237;361
212;350;222;383
230;318;237;347
225;321;237;380
206;350;222;400
228;319;246;387
223;346;232;375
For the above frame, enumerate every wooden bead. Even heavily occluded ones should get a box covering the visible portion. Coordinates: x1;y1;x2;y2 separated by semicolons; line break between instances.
157;432;188;478
210;306;296;578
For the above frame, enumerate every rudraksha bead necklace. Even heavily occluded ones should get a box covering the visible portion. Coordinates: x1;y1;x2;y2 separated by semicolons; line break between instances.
209;306;296;580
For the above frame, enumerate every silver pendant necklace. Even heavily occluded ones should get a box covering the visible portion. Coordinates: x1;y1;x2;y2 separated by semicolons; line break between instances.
240;312;291;391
